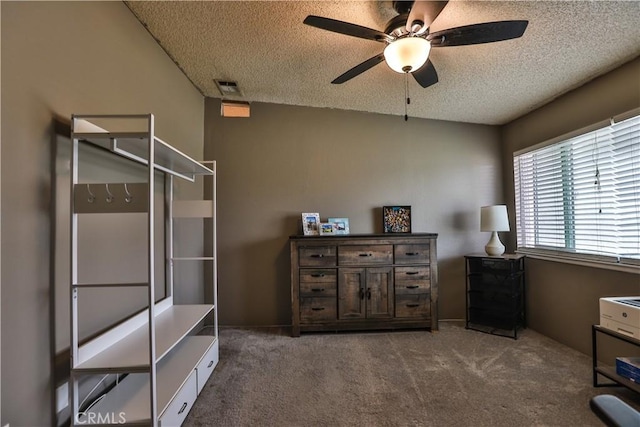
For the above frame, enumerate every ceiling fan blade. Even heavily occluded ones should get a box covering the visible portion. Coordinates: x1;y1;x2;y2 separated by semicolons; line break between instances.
412;59;438;88
304;15;389;42
427;20;528;47
406;1;449;31
332;53;386;84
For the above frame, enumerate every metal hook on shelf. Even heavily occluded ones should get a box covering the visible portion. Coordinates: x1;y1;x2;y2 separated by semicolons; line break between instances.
86;184;96;204
105;184;115;203
124;183;133;203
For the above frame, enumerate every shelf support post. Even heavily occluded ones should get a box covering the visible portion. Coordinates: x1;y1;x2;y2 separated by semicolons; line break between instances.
147;114;158;426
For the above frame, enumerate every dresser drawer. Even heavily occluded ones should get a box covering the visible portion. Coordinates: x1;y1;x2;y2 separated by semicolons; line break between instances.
300;268;337;283
395;267;431;295
300;270;337;297
338;245;393;265
394;265;431;294
299;246;337;267
394;244;430;264
300;297;337;322
159;370;197;427
196;340;219;395
395;294;431;318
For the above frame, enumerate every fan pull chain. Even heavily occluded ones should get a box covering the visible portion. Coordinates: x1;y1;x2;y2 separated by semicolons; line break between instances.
404;72;410;121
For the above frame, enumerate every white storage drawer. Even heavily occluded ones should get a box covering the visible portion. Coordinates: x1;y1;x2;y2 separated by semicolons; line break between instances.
196;340;219;394
159;370;197;427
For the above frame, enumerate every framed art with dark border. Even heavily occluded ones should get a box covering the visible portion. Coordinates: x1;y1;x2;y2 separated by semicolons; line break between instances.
383;206;411;233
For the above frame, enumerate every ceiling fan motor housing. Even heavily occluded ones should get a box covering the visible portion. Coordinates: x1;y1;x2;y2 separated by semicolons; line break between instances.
385;13;412;37
392;0;414;15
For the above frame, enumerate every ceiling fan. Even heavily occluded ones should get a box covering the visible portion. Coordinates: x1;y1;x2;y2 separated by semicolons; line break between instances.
303;0;528;89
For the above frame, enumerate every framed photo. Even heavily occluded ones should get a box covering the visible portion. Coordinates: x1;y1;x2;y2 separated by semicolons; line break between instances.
301;212;320;236
319;222;335;235
328;217;350;235
383;206;411;233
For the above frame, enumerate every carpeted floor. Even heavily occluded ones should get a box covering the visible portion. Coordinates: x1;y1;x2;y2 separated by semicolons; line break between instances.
185;323;640;427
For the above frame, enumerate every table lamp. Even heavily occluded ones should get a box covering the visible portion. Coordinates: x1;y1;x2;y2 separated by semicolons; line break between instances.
480;205;510;256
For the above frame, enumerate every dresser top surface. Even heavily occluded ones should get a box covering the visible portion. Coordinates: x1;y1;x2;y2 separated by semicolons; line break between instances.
290;233;438;240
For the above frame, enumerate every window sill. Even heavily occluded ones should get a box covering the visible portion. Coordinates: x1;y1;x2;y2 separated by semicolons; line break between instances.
516;249;640;275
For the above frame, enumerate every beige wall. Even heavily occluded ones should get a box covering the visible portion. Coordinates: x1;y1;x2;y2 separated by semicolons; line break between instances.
205;99;504;327
1;2;204;425
501;57;640;355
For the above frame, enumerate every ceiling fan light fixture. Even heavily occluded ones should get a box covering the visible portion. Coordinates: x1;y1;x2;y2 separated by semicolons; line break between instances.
383;37;431;73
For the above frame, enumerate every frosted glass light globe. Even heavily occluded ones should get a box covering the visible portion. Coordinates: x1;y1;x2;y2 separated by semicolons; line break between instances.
384;37;431;73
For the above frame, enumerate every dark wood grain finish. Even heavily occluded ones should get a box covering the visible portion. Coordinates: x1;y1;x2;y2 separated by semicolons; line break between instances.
290;233;438;336
395;266;431;295
338;268;366;319
394;244;430;264
300;297;337;322
300;269;337;297
338;245;392;265
299;246;337;267
395;294;431;318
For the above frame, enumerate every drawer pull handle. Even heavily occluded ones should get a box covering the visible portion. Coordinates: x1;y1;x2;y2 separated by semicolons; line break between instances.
311;273;325;278
405;271;419;275
310;254;324;258
178;402;188;415
359;253;372;257
359;288;365;300
367;288;371;300
311;307;325;311
207;360;214;368
311;288;325;292
406;303;420;308
406;285;420;289
406;252;419;256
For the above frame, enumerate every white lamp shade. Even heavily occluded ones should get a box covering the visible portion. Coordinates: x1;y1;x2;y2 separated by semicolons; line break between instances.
383;37;431;73
480;205;510;232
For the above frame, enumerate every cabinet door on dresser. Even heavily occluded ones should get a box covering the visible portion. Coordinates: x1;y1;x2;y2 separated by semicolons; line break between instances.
338;268;366;319
338;267;393;320
366;267;394;319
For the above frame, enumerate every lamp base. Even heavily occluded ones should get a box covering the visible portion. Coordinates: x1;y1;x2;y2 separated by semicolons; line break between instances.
485;231;505;256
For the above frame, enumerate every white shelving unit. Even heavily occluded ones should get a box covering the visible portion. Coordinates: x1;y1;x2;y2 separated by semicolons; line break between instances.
69;114;218;427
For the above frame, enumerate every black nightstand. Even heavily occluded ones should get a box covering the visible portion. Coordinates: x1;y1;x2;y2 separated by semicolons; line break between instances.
464;254;525;339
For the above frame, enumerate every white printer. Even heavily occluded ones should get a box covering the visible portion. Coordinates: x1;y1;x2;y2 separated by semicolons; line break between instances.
600;297;640;339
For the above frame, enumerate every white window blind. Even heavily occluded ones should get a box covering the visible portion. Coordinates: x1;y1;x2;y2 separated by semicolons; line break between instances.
513;114;640;267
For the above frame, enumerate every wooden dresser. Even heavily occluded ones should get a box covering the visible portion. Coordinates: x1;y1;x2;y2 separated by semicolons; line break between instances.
290;233;438;337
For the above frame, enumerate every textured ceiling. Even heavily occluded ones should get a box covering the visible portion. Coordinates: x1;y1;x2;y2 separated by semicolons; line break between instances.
125;1;640;125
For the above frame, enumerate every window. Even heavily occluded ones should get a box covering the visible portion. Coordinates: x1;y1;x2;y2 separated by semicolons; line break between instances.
513;113;640;268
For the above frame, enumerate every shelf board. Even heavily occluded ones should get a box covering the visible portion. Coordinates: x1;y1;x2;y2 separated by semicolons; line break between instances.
595;366;640;393
75;132;212;181
79;336;217;424
72;114;213;181
74;305;213;372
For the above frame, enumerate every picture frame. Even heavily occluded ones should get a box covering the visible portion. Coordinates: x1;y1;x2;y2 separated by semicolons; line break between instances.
383;206;411;233
328;217;350;235
301;212;320;236
319;222;336;235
